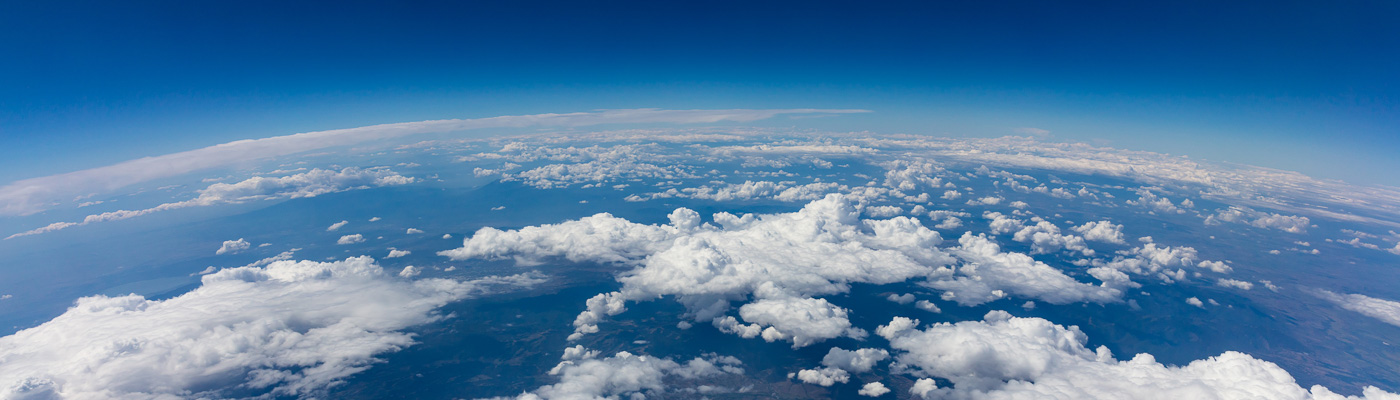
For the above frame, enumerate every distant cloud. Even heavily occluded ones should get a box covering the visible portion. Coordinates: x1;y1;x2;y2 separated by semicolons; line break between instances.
6;168;414;240
327;220;349;231
0;108;868;216
336;234;365;245
1013;127;1051;136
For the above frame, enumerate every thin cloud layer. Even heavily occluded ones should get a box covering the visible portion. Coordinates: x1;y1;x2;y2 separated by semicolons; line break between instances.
6;167;414;239
0;109;868;216
0;257;544;399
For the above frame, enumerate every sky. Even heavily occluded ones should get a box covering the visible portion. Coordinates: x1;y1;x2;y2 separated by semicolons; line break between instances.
2;0;1397;186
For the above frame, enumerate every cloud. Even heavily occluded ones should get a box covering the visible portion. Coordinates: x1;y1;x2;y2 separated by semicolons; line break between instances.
513;350;742;399
879;311;1399;399
337;234;365;245
1206;206;1311;233
859;382;891;397
215;238;251;255
822;347;890;373
1073;220;1127;244
1013;127;1051;137
327;220;349;231
0;109;868;216
1312;290;1400;328
7;167;415;239
0;257;544;399
444;195;959;346
386;249;411;258
925;233;1121;306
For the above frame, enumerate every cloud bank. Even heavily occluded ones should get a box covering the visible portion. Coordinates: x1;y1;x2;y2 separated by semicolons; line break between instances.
0;256;543;399
0;108;868;216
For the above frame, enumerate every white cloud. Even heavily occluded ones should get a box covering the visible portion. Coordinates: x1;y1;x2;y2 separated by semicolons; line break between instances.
1073;220;1126;244
327;220;349;231
880;311;1397;399
926;232;1121;306
822;347;889;373
0;109;867;216
386;249;411;258
0;257;544;399
443;195;958;346
337;234;365;245
406;228;424;234
1012;220;1094;256
398;265;421;278
916;300;943;313
1217;279;1253;290
8;168;415;239
967;196;1003;206
1187;297;1205;307
517;350;742;399
215;238;251;255
1206;206;1311;233
887;293;915;304
794;367;850;387
1313;290;1400;328
859;381;891;397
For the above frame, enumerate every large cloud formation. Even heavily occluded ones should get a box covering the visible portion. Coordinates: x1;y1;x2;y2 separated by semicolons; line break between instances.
443;195;1120;348
878;311;1399;400
0;257;544;399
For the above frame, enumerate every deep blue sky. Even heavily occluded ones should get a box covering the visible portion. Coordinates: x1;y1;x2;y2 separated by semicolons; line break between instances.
2;0;1397;185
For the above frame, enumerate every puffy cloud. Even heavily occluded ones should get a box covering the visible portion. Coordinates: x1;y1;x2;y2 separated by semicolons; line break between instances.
984;212;1025;235
794;367;850;387
406;228;424;234
337;234;365;245
1012;221;1094;256
0;108;865;216
1187;297;1205;307
925;233;1121;306
1312;290;1400;328
1126;188;1187;214
822;347;890;373
7;168;416;240
1217;279;1254;290
517;350;742;399
967;196;1004;206
327;220;349;231
386;249;411;258
887;293;915;304
860;381;892;397
215;238;251;255
1206;206;1312;233
880;311;1398;399
1072;220;1126;244
444;195;958;347
398;265;421;278
916;300;943;313
0;257;544;399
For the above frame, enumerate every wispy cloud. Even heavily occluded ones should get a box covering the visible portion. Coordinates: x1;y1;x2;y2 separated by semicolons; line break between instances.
0;108;868;216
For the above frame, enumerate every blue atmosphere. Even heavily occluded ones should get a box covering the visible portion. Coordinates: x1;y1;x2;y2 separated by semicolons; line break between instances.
2;0;1397;185
4;3;1400;400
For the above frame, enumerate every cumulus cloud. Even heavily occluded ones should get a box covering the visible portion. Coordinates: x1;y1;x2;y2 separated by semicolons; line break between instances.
444;195;958;346
1312;290;1400;328
7;168;416;239
514;350;742;399
1073;220;1126;244
822;347;890;373
1011;220;1094;256
0;257;544;399
926;232;1121;306
386;249;411;258
879;311;1398;399
337;234;365;245
0;108;867;216
859;381;891;397
215;238;251;255
327;220;349;231
1206;206;1312;233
